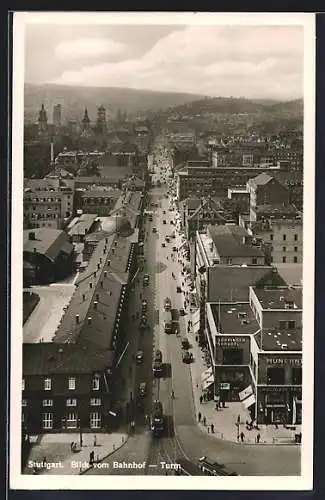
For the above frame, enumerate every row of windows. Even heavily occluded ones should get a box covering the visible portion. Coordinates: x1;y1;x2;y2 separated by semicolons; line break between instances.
22;398;101;407
25;412;102;430
270;234;299;242
22;376;100;391
267;367;302;385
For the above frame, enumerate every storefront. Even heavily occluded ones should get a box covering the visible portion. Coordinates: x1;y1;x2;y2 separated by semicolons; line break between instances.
256;386;302;425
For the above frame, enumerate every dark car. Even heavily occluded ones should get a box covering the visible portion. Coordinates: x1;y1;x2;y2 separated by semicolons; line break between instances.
182;351;193;364
181;337;190;349
179;308;185;316
198;456;238;476
136;350;144;364
153;361;163;376
142;299;148;311
138;382;147;397
172;246;177;252
163;220;166;225
176;286;182;293
154;349;163;362
162;242;166;248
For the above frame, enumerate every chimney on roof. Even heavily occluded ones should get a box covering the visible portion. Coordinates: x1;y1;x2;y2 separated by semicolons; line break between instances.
82;293;86;301
97;263;100;270
104;247;107;254
115;240;118;247
107;260;111;267
76;314;80;324
90;282;93;289
29;231;36;241
87;316;92;325
94;301;98;310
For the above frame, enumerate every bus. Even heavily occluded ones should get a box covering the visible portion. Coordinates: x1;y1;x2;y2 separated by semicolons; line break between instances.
174;459;205;476
162;310;172;334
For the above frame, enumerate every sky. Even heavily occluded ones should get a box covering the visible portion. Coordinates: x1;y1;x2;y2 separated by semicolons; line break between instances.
24;21;305;100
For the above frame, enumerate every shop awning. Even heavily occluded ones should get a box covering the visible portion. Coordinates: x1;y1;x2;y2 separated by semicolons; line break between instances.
193;322;200;333
242;393;256;408
192;309;200;326
239;385;254;401
202;375;214;391
201;367;213;383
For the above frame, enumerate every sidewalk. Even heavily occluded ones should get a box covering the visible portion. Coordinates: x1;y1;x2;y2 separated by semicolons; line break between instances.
24;432;127;475
186;309;301;446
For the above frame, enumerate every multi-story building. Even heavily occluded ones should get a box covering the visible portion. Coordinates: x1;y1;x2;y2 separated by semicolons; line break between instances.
22;198;142;433
23;178;75;229
38;104;48;133
211;143;272;168
78;188;122;217
176;165;282;202
179;196;235;240
246;172;290;222
205;285;302;425
52;104;62;129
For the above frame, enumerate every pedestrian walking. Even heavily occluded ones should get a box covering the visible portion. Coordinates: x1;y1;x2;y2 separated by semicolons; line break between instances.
198;412;202;422
256;433;261;444
93;435;97;447
89;450;95;465
207;426;210;433
202;416;207;426
211;423;215;434
199;395;203;404
171;389;175;399
240;431;245;443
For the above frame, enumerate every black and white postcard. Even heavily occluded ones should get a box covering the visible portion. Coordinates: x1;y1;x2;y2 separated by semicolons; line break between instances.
10;11;315;490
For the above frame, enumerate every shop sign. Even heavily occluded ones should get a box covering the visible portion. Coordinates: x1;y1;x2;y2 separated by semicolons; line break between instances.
266;357;302;367
220;383;230;390
216;336;248;348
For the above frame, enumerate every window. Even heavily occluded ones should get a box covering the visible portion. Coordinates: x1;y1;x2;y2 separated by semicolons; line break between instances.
279;320;287;329
22;378;25;391
44;377;52;391
92;375;100;391
294;234;298;241
222;349;244;365
68;377;76;390
282;246;286;252
43;399;53;407
90;412;101;429
66;412;78;429
288;320;296;329
22;399;27;407
283;234;287;241
252;258;257;265
282;256;286;263
294;247;298;252
294;256;298;263
292;367;302;385
227;258;232;265
270;234;273;241
267;367;285;385
90;398;101;406
42;413;53;430
66;398;77;407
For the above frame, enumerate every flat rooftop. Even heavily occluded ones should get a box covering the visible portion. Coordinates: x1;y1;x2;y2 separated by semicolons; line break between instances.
254;329;302;351
252;286;302;310
210;302;260;335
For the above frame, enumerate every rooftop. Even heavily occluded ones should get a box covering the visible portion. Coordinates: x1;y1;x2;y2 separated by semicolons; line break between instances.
247;172;275;186
68;214;99;237
275;264;303;286
256;204;301;218
254;328;302;351
23;343;114;375
210;302;260;336
24;228;73;261
206;225;264;259
54;231;132;350
207;266;286;302
252;286;303;310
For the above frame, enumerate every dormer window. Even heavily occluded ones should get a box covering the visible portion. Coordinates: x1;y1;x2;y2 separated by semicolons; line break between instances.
92;375;100;391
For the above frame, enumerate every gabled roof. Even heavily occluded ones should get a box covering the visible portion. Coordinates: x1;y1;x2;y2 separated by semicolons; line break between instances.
23;229;73;261
207;266;285;302
190;197;224;221
248;172;274;186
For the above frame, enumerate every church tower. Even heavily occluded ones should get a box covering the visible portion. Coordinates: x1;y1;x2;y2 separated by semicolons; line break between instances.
81;108;91;132
96;104;107;134
38;103;48;133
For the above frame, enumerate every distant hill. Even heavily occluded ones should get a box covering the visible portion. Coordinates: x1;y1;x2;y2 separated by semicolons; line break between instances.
24;83;207;123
